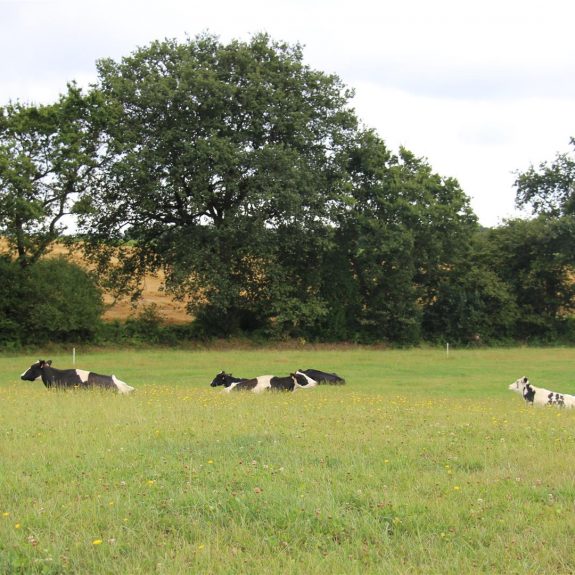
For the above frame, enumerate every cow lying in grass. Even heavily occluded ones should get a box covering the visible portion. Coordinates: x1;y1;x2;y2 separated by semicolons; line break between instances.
508;376;575;407
298;368;346;385
210;371;317;392
21;359;135;394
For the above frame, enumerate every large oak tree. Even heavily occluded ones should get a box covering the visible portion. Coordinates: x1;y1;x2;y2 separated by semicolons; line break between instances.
81;33;358;330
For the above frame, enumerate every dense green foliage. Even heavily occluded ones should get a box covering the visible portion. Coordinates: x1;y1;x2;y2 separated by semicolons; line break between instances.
81;33;358;332
333;132;477;343
0;85;109;269
76;34;486;344
0;257;104;346
474;218;575;340
0;33;573;347
508;139;575;341
515;137;575;217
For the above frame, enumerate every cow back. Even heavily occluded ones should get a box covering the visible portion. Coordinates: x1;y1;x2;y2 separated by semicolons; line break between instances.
302;369;345;385
231;378;260;391
269;376;295;391
87;372;117;389
42;367;83;388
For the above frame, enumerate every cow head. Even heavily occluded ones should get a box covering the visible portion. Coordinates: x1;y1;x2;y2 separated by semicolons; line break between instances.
508;376;529;395
21;359;52;381
210;371;233;387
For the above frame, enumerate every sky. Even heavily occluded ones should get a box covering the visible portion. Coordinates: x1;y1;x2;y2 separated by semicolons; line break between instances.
1;0;574;227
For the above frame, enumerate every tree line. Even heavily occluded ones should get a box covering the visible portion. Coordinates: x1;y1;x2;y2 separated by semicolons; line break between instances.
1;33;574;347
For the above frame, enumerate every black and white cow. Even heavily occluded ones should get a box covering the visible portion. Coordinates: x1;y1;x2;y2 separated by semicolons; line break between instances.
298;368;346;385
21;360;135;394
210;371;317;393
210;371;247;389
508;376;575;408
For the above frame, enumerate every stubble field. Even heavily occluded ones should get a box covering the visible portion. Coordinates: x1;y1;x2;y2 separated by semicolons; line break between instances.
1;346;575;574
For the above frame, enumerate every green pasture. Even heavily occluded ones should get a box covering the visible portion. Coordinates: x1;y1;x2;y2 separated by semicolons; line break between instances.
1;347;575;574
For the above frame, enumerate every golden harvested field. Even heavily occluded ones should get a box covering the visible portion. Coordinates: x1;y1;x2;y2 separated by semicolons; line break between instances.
56;244;190;323
100;273;189;324
1;240;190;323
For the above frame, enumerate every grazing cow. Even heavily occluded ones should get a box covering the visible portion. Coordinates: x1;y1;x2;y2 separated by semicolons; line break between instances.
21;359;134;394
211;372;317;393
508;376;575;408
298;368;345;385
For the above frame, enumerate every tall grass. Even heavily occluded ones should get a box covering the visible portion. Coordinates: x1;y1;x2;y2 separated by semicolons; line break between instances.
1;347;575;574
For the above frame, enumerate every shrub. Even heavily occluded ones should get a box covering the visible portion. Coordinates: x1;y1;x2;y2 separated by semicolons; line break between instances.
0;257;104;347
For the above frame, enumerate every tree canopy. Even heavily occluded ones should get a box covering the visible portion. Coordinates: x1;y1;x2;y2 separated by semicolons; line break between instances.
79;33;360;330
0;85;109;268
72;33;481;341
515;137;575;217
1;32;573;346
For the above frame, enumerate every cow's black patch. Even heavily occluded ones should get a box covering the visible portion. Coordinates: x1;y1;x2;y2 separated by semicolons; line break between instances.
300;368;345;385
231;378;261;391
269;375;296;391
548;392;565;407
523;383;536;403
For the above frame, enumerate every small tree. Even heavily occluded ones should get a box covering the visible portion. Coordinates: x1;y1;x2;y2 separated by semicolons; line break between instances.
0;85;109;268
515;137;575;217
512;138;575;340
476;218;575;340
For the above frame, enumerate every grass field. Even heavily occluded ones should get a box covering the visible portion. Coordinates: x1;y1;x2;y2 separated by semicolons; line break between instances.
1;346;575;574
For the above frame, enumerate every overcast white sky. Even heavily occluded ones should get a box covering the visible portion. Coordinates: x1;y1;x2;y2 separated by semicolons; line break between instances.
2;0;574;227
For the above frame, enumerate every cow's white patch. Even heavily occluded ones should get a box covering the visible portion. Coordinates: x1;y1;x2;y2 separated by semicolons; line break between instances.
75;369;90;383
223;380;241;393
224;375;273;393
112;375;135;395
253;375;273;393
295;371;318;388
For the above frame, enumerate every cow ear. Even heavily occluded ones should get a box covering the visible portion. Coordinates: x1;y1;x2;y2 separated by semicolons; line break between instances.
47;360;53;366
